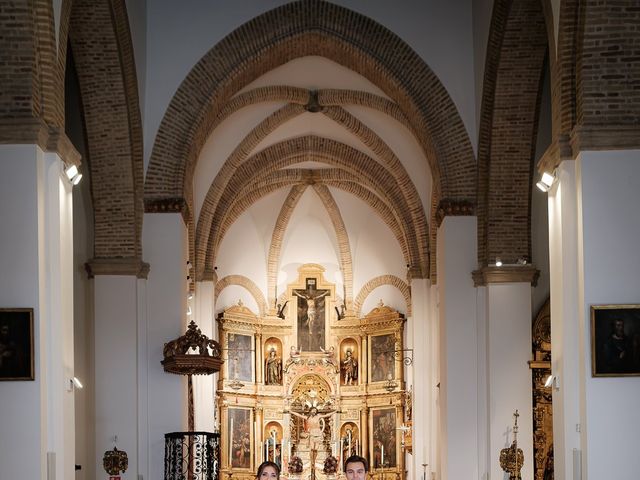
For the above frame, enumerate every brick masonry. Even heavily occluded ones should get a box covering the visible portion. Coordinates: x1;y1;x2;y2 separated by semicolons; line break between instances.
1;0;639;278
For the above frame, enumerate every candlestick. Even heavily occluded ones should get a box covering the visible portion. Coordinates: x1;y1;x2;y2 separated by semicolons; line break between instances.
381;444;385;468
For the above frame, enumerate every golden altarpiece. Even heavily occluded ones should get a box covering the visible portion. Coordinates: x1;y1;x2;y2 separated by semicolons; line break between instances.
217;265;409;480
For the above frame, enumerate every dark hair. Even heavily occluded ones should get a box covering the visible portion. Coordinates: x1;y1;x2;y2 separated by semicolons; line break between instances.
344;455;368;473
256;461;280;479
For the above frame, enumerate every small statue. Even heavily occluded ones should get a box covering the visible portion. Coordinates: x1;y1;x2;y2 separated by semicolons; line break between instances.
276;300;289;319
341;348;358;385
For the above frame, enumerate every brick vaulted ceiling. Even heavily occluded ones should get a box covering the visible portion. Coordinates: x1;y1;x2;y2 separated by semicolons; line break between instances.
143;0;476;283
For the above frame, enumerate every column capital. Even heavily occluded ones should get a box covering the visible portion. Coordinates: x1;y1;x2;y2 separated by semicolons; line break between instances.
472;265;539;287
85;257;150;279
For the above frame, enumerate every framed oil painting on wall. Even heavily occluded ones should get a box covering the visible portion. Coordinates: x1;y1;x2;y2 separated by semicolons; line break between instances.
591;304;640;376
0;308;34;381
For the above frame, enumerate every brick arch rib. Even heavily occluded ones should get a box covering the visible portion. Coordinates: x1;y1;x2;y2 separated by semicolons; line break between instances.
145;0;475;209
266;185;308;311
322;106;429;276
194;103;306;279
201;137;422;279
211;170;410;272
476;0;548;267
354;275;411;317
311;184;354;310
215;275;267;317
69;0;143;262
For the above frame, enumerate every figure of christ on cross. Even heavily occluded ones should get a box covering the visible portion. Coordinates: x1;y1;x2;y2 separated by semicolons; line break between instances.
289;407;335;450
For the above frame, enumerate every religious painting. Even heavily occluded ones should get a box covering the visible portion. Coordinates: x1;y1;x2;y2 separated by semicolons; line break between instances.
228;408;252;470
227;333;252;382
0;308;34;381
294;278;330;351
371;408;397;469
591;304;640;376
370;333;396;382
264;337;283;385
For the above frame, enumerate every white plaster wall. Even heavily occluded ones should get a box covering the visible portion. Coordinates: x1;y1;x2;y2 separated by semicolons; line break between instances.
0;145;75;480
330;188;406;295
93;275;140;479
279;188;341;269
142;1;477;169
577;150;640;479
143;1;289;168
486;283;534;480
0;145;44;480
216;207;272;293
360;286;408;317
472;0;494;137
239;56;388;97
548;160;581;480
409;279;433;478
72;153;95;480
143;213;190;480
436;216;478;480
194;102;285;220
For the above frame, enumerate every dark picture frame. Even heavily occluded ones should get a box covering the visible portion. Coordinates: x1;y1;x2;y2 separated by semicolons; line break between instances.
591;304;640;377
0;308;34;381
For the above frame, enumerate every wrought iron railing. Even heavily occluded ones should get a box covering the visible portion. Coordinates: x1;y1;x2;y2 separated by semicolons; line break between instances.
164;431;220;480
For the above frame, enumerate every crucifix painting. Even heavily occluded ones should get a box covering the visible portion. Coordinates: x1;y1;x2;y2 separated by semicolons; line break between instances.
295;278;329;351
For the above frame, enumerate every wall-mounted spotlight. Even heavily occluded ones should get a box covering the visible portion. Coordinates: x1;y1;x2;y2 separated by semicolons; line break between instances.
495;257;503;267
65;164;83;185
67;376;84;392
186;306;193;316
544;374;559;390
536;171;555;192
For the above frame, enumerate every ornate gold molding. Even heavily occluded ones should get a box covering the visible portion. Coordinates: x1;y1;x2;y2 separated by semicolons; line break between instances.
472;265;540;287
85;257;150;279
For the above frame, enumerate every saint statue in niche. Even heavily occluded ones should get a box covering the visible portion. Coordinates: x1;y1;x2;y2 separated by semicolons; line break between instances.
341;348;358;385
265;348;282;385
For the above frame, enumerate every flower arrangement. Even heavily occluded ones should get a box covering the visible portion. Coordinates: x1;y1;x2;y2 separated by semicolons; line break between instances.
288;455;303;474
323;455;338;474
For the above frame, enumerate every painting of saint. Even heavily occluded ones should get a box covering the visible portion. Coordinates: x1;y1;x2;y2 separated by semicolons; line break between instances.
295;282;330;351
227;333;252;382
372;408;397;468
229;408;252;469
371;334;395;382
